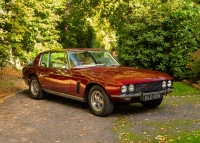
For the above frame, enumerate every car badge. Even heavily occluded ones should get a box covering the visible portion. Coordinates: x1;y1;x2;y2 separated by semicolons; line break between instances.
141;84;147;88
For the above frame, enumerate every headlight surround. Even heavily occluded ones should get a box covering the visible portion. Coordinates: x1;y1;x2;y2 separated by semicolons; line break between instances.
162;81;167;89
167;80;172;87
128;84;134;92
121;85;127;94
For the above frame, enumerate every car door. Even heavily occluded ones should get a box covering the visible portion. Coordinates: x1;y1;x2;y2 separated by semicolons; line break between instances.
67;51;86;98
46;52;71;94
39;52;54;90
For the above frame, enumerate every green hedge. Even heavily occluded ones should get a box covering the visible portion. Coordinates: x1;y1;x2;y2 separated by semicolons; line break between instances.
114;0;200;80
187;49;200;84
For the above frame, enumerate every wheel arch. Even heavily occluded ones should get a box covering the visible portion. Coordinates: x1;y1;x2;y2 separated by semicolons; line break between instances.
28;73;37;85
84;83;108;103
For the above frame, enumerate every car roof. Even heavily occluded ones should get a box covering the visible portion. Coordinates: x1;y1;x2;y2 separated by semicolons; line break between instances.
41;48;106;53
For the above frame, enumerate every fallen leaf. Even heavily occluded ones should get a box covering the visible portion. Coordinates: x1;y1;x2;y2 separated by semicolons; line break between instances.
160;128;165;131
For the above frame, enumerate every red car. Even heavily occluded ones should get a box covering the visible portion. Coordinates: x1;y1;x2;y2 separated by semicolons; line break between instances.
22;48;173;116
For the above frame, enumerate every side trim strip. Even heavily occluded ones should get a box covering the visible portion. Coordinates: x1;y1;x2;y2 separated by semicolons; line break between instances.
43;89;84;102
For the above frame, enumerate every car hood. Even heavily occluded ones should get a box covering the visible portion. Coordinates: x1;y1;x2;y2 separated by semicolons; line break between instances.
73;65;172;85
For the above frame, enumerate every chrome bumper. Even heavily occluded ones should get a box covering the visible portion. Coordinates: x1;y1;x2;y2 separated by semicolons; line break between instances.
111;88;173;99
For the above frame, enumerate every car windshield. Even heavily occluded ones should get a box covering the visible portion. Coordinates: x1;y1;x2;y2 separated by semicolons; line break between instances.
68;50;119;68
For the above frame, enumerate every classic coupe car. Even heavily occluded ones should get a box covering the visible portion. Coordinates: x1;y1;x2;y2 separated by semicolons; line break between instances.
22;48;173;116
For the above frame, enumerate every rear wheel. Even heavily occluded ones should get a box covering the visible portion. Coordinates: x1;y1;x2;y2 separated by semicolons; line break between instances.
29;76;44;99
141;97;163;108
88;85;114;117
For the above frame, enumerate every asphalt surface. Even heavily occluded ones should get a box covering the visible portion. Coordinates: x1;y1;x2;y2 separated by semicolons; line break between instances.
0;91;200;143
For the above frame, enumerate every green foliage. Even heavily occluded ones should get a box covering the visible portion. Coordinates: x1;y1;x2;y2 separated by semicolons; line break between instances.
187;49;200;83
193;0;200;4
0;0;9;68
4;0;65;63
85;0;118;50
111;0;200;79
59;0;93;48
61;0;117;50
1;0;200;78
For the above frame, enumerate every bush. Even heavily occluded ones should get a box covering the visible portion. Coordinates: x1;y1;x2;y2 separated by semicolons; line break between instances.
113;0;200;80
187;49;200;84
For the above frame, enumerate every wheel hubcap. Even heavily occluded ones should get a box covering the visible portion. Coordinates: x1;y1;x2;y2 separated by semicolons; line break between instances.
91;91;104;112
31;79;39;96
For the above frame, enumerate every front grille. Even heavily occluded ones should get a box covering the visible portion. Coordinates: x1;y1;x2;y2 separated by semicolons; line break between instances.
135;82;162;92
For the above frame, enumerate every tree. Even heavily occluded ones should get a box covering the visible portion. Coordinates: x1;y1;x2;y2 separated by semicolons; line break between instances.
59;0;93;48
60;0;118;50
0;0;9;68
4;0;65;63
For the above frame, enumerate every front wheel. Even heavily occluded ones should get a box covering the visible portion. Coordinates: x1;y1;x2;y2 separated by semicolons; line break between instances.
29;76;44;99
88;85;114;117
141;97;163;108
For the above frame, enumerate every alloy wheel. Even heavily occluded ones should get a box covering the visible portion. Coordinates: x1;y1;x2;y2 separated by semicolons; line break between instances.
91;91;104;112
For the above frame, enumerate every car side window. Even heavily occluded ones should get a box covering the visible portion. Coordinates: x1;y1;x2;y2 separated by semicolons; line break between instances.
50;52;68;68
93;52;112;64
40;53;49;67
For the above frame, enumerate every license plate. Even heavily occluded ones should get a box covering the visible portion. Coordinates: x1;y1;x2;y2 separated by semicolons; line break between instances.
143;94;162;101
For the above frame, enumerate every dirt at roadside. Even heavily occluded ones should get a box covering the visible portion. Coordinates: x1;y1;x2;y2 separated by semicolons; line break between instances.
0;67;27;100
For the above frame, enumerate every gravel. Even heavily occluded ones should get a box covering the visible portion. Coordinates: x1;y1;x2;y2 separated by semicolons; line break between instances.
0;92;199;143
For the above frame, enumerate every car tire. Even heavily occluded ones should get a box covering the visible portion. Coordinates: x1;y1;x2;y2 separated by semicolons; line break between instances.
141;97;163;108
88;85;114;117
29;76;44;99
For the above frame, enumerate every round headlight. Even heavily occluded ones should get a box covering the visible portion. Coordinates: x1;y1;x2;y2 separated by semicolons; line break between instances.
121;85;127;94
162;81;167;89
128;84;134;92
167;80;172;87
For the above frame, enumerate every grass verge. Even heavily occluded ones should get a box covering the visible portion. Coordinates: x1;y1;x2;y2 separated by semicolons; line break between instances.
169;82;200;96
170;130;200;143
113;116;200;143
113;82;200;142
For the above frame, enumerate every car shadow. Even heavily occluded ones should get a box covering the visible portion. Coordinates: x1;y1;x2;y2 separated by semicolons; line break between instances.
112;103;157;116
20;90;162;117
45;93;89;110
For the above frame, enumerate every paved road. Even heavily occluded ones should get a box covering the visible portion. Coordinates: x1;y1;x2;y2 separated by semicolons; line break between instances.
0;91;200;143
